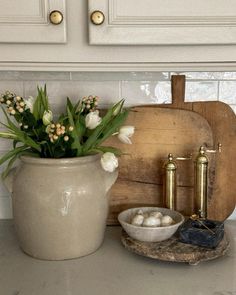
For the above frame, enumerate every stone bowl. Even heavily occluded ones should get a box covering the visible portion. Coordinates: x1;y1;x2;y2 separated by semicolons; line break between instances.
118;207;185;242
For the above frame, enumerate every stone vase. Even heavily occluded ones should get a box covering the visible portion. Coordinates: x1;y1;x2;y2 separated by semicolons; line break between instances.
4;154;118;260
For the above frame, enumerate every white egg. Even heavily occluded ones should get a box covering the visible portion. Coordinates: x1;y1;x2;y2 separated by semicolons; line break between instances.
143;216;161;227
149;211;163;219
131;214;144;226
161;215;174;226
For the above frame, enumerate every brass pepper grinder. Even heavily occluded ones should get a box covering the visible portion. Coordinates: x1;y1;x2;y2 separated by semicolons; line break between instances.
163;153;192;210
194;143;222;219
163;154;177;210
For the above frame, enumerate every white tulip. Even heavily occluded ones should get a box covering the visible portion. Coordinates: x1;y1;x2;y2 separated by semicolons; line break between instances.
101;152;118;173
42;110;53;126
117;126;135;144
24;96;34;113
85;111;102;130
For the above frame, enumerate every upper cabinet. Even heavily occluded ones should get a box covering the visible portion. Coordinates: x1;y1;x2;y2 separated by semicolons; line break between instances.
1;0;236;71
0;0;66;43
89;0;236;45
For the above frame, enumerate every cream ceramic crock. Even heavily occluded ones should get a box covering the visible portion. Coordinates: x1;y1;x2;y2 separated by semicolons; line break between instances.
4;154;118;260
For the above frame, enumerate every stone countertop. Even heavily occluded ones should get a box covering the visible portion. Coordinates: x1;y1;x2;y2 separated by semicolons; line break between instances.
0;220;235;295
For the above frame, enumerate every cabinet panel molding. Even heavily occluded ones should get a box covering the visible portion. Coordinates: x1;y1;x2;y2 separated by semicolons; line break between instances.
0;0;66;43
89;0;236;45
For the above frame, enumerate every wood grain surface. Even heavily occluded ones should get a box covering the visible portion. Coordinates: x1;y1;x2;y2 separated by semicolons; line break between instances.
106;75;236;224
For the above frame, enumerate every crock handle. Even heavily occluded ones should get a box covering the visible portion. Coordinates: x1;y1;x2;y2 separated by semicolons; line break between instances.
104;169;118;193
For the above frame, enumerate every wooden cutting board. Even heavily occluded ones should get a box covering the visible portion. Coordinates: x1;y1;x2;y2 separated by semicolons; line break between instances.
106;75;236;224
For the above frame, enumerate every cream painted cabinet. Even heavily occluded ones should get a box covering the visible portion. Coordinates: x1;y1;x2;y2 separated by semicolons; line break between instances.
0;0;66;43
1;0;236;71
89;0;236;45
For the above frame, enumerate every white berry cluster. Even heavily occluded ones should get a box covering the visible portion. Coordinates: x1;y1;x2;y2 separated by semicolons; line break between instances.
0;91;26;116
81;95;99;113
46;123;74;143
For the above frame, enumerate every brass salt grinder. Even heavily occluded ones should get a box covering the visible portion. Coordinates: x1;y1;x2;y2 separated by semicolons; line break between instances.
163;153;192;210
194;143;222;219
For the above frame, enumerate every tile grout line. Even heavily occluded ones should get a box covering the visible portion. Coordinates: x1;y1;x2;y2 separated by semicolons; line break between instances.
217;80;220;101
119;80;122;99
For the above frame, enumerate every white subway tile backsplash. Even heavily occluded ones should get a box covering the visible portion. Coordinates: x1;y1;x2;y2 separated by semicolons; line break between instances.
0;81;23;96
219;81;236;104
229;105;236;114
0;181;9;196
0;139;12;152
24;81;120;109
72;72;169;81
121;81;171;105
0;71;70;81
0;196;12;219
185;81;218;102
172;72;236;80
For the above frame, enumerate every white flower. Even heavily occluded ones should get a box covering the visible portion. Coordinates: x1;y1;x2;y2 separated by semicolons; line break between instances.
117;126;135;144
42;110;53;126
101;152;118;172
85;111;102;130
24;96;34;113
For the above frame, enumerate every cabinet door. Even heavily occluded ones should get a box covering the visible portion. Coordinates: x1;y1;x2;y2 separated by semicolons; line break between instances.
0;0;66;43
89;0;236;45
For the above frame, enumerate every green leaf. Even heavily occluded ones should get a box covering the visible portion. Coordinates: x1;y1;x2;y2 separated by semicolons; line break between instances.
1;155;18;179
0;145;28;166
33;85;49;120
0;132;18;140
67;97;74;114
67;107;82;156
95;109;129;147
87;146;122;156
1;149;39;179
1;107;41;152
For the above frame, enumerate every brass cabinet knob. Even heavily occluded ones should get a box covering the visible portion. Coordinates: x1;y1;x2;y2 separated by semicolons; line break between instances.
49;10;63;25
90;10;105;25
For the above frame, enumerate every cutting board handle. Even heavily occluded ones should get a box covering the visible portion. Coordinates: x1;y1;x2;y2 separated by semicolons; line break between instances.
171;75;186;107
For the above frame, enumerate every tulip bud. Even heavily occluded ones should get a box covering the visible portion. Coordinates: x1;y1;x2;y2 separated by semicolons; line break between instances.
85;111;102;130
100;152;118;173
42;110;53;126
112;99;124;116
